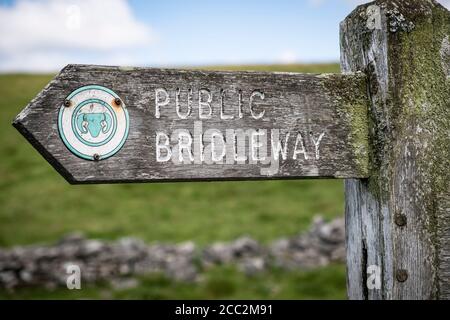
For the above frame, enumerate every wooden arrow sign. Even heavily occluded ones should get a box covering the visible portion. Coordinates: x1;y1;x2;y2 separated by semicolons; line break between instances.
13;64;369;184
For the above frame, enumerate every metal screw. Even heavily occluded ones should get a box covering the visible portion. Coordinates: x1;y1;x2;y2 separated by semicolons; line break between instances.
64;99;71;107
394;213;407;227
93;154;100;161
396;269;408;282
114;98;122;106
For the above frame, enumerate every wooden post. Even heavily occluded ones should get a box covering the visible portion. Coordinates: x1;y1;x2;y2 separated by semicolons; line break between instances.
341;0;450;299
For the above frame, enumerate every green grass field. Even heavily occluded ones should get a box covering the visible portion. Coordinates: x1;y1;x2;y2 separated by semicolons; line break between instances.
0;64;347;299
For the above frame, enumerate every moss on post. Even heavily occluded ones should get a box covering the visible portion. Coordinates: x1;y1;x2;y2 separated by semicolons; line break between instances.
341;0;450;299
323;73;370;177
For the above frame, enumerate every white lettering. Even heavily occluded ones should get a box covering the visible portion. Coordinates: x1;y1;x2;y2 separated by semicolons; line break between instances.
220;89;234;120
271;131;290;161
249;90;265;119
311;132;325;160
176;88;192;119
177;131;194;163
155;88;170;119
293;132;308;160
211;130;226;162
250;129;266;161
199;88;212;119
156;132;172;162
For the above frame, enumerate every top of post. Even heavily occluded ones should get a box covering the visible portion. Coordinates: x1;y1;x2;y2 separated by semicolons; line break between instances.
343;0;449;28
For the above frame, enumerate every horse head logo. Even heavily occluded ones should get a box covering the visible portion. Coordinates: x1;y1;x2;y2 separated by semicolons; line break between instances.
76;112;112;138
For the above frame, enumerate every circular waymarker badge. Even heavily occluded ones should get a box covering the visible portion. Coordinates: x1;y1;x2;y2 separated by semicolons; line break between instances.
58;85;129;161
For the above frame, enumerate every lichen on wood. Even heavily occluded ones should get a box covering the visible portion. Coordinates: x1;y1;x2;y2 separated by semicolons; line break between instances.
323;73;369;177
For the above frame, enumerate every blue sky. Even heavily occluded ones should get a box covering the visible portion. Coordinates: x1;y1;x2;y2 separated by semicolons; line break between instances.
126;0;359;65
0;0;449;72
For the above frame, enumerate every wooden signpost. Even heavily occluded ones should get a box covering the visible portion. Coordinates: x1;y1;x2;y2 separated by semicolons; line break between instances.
12;0;450;299
13;66;368;183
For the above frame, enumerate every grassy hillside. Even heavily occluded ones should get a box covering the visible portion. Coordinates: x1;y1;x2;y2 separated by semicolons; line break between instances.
0;63;347;299
199;63;341;73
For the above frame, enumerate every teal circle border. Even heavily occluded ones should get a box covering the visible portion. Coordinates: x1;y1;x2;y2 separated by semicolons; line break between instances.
58;85;129;161
71;98;118;147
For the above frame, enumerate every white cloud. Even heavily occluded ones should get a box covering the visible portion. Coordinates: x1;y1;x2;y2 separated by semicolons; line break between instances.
439;0;450;9
279;50;298;64
0;0;155;72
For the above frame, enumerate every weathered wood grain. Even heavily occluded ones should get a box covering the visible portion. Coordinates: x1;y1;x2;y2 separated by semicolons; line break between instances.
341;0;450;299
13;65;369;183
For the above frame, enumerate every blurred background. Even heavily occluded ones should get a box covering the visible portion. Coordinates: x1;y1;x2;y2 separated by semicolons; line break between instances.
0;0;448;300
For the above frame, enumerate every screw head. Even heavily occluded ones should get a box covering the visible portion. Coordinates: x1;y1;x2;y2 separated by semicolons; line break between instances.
93;154;100;161
396;269;408;282
64;99;71;107
114;97;122;106
394;213;407;227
